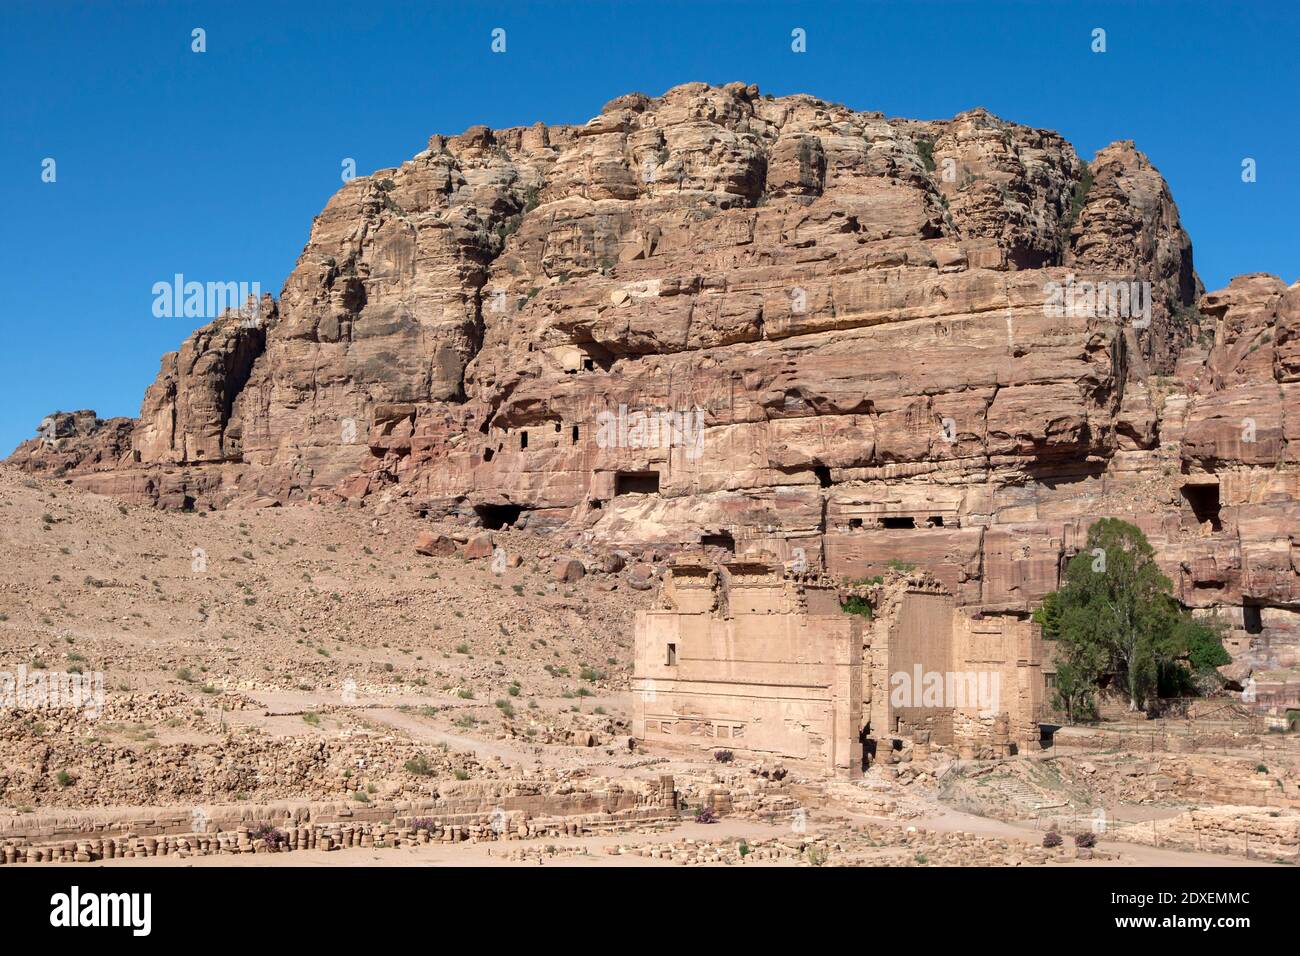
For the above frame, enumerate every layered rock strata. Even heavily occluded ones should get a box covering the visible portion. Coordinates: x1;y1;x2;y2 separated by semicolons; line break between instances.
11;82;1297;685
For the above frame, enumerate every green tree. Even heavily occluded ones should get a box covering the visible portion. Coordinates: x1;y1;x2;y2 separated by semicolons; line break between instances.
1036;593;1105;720
1051;659;1101;722
1036;518;1229;714
1160;611;1232;696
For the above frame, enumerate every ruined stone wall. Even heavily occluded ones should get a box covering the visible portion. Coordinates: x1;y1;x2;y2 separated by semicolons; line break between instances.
632;559;862;776
0;775;681;862
632;562;1044;771
865;578;1042;752
1115;807;1300;863
880;589;955;741
953;611;1045;749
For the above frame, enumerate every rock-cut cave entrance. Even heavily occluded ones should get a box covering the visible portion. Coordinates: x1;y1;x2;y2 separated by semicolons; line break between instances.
700;532;736;552
474;503;523;530
615;471;661;496
1181;482;1222;531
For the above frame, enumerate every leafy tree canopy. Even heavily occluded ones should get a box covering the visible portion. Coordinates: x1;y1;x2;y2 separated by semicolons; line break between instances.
1033;518;1230;717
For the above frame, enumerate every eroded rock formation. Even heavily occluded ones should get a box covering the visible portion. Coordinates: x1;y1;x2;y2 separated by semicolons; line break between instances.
9;81;1296;688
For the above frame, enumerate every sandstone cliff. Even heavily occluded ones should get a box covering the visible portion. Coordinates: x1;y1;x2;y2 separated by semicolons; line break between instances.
10;82;1296;684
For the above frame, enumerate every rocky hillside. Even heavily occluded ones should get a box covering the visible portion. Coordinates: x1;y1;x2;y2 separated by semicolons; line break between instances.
10;82;1299;685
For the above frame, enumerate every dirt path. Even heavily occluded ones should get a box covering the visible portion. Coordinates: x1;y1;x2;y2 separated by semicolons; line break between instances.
901;803;1278;867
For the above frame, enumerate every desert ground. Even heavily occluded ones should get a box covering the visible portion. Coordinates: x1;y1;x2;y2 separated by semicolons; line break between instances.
1;465;1295;867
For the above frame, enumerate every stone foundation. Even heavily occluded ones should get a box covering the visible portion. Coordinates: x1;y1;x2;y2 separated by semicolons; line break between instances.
0;776;680;863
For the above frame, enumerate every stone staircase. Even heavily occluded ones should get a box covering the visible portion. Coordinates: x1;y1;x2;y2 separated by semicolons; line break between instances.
984;775;1059;813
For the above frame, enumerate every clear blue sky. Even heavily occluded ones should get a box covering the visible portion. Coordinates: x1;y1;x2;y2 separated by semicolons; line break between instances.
2;0;1296;455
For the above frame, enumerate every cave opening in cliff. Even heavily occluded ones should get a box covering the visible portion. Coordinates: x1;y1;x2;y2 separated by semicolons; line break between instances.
519;430;528;450
1181;483;1222;531
814;465;832;488
577;343;614;373
882;516;916;529
1244;603;1263;635
700;532;735;552
615;471;660;495
475;503;522;530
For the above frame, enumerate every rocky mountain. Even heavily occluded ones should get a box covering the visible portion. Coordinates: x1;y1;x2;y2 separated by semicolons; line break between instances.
10;82;1297;684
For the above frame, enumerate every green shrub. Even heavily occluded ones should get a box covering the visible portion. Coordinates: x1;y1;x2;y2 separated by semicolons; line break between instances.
841;595;872;619
915;138;936;172
403;754;434;780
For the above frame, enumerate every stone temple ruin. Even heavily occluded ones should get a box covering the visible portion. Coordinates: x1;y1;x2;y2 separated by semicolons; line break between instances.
632;555;1046;776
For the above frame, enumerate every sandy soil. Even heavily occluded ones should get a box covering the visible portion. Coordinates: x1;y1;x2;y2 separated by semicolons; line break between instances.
1;466;1293;867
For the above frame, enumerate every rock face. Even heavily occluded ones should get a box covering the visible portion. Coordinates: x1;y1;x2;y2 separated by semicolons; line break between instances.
1069;141;1202;374
8;82;1298;684
7;410;135;476
134;297;274;468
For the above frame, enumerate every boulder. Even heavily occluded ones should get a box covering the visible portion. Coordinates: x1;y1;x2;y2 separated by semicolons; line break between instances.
596;551;626;574
627;563;656;591
552;558;586;583
415;532;456;557
464;533;494;560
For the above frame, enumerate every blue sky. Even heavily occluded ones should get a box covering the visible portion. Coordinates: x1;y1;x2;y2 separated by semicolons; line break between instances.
2;0;1296;455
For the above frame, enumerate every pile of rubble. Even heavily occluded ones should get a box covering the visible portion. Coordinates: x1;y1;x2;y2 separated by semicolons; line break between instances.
593;824;1121;867
603;834;839;866
0;721;509;808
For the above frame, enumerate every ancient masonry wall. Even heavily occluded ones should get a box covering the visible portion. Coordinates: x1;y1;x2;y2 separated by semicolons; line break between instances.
0;776;681;864
633;559;1043;773
866;582;1041;755
953;611;1045;752
875;588;956;742
1115;807;1300;864
632;559;863;778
